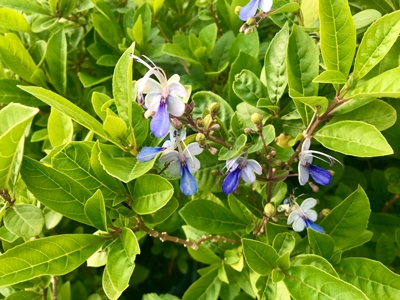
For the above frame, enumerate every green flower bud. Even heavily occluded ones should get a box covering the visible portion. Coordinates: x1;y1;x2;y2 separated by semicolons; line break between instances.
246;17;255;26
320;208;330;217
209;102;220;114
196;133;206;145
235;6;242;15
251;113;263;125
264;203;276;218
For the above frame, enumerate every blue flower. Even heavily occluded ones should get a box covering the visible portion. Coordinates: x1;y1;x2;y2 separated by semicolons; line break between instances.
298;138;341;186
133;55;188;138
222;155;262;194
239;0;273;21
159;142;203;196
286;198;324;233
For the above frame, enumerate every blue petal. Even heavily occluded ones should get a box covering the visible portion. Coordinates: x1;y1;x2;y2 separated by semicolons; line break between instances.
239;0;259;21
137;147;164;162
304;218;325;233
309;164;332;186
151;101;170;138
180;163;198;196
222;168;241;194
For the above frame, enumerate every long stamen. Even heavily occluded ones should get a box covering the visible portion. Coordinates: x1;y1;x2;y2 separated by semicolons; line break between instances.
302;150;343;166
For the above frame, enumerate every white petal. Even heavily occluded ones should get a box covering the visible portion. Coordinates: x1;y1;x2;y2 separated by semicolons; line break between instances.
246;159;262;175
144;109;154;119
159;150;179;163
259;0;273;12
305;210;318;222
287;211;299;225
298;164;310;185
301;138;311;152
241;166;256;183
145;93;162;111
186;157;201;173
137;77;162;94
301;198;317;211
226;157;241;171
162;140;172;148
168;160;181;177
169;81;188;98
167;74;181;84
185;142;203;156
292;217;306;232
166;95;185;117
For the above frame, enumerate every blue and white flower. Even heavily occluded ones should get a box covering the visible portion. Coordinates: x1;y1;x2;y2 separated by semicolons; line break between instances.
132;55;188;138
286;198;324;233
239;0;273;21
222;154;262;194
298;138;341;186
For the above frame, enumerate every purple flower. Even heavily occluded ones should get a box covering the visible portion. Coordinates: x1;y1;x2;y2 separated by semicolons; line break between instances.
132;55;188;138
286;198;324;233
239;0;273;21
298;138;341;186
222;155;262;194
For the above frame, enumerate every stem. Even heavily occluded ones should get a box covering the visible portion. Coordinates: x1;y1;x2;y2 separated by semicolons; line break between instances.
52;276;58;300
381;194;400;213
208;4;222;37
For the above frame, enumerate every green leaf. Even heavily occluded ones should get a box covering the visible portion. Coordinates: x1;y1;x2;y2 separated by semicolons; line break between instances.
352;9;382;30
233;70;269;107
313;70;348;84
291;254;338;277
293;96;329;116
0;226;18;243
346;67;400;99
199;23;217;56
211;31;234;74
5;291;41;300
242;239;279;276
301;0;319;27
194;149;225;193
230;112;246;138
131;15;143;47
308;229;335;260
4;204;44;238
0;103;38;190
264;22;289;104
385;167;400;194
229;32;259;64
103;114;128;142
353;10;400;80
336;257;400;299
131;174;173;214
97;143;155;183
46;29;67;95
319;0;356;77
329;100;397;131
0;234;103;286
84;190;107;231
91;13;121;49
18;86;109;141
269;2;300;16
103;228;139;300
284;265;368;300
287;25;319;96
59;0;76;16
48;108;73;148
272;233;295;257
314;120;393;157
256;276;277;300
0;0;49;15
320;186;370;250
182;267;221;300
376;232;396;265
179;200;247;234
0;8;30;32
188;244;222;265
248;125;275;154
142;197;179;227
218;134;247;160
113;42;135;128
0;79;44;106
21;156;92;225
78;72;113;88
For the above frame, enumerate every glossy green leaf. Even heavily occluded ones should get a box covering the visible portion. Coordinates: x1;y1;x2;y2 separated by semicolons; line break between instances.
346;67;400;99
256;276;277;300
284;265;368;300
313;70;348;84
293;96;329;116
229;31;259;64
46;29;67;95
376;232;396;265
233;70;269;107
0;234;103;286
131;174;173;214
188;244;222;265
287;25;319;97
113;42;135;127
301;0;319;27
48;108;73;148
0;79;44;106
0;8;30;32
315;120;393;157
180;200;247;234
59;0;76;16
4;204;44;238
352;9;382;30
269;2;300;16
182;267;221;300
142;197;179;227
78;72;113;88
5;291;41;300
0;103;38;190
291;254;338;277
336;257;400;300
91;13;120;49
194;149;224;193
320;186;370;250
0;226;18;243
0;0;49;15
272;233;295;256
264;22;289;104
242;239;279;276
385;167;400;194
231;112;246;138
353;10;400;80
218;134;247;160
21;156;92;225
248;125;275;153
103;114;128;142
329;100;396;131
84;190;107;231
319;0;356;77
308;229;335;260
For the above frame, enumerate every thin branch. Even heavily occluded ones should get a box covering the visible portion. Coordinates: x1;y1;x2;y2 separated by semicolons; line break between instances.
51;276;58;300
381;194;400;213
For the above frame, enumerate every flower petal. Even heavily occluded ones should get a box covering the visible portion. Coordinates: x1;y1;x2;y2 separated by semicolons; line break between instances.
239;0;259;21
151;101;170;138
185;142;203;156
137;77;162;94
309;164;332;186
241;166;256;183
145;92;162;111
180;163;198;196
225;157;241;172
246;159;262;175
292;217;306;232
168;160;181;177
304;219;325;233
186;156;201;174
298;164;310;186
166;94;185;117
301;138;311;152
137;147;164;162
304;210;318;222
169;81;188;98
287;211;299;225
300;198;317;211
159;150;179;163
259;0;273;11
222;168;241;194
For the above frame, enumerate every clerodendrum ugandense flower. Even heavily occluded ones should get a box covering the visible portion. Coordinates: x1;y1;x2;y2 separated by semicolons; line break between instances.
132;55;188;138
239;0;273;21
285;198;324;233
222;154;262;194
159;132;203;196
298;138;342;186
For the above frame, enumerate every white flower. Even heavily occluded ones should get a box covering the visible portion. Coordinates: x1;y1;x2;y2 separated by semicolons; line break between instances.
287;198;324;233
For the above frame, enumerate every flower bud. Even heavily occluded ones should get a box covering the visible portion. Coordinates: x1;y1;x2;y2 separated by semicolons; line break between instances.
320;208;330;218
172;118;183;129
270;150;277;157
235;6;242;15
264;203;276;217
196;133;206;145
185;102;194;114
244;27;254;35
328;170;335;176
275;160;282;166
209;102;220;114
246;18;255;26
211;169;220;176
244;128;252;134
196;117;205;127
251;113;263;126
210;124;220;131
239;23;247;33
208;146;218;155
